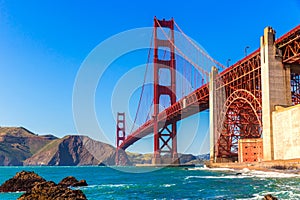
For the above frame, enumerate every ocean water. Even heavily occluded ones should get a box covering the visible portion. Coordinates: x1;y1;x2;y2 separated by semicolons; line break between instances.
0;166;299;200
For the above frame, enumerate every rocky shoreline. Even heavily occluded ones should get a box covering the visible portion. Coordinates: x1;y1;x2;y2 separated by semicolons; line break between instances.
0;171;88;199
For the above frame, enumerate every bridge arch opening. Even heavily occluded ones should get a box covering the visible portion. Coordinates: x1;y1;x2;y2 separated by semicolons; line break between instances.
216;90;262;162
291;72;300;105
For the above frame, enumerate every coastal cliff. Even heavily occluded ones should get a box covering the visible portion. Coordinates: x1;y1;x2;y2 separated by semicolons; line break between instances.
0;127;57;166
0;127;130;166
24;135;130;166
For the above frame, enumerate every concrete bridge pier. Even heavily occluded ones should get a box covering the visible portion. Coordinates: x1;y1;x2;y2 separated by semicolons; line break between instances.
209;66;218;163
260;27;292;161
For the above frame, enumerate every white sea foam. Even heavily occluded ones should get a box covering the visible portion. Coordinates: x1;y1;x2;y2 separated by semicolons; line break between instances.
188;166;300;178
282;184;300;191
241;168;251;173
186;167;207;171
235;193;264;200
248;190;300;200
74;185;94;191
101;184;134;188
185;175;248;180
79;183;135;189
6;191;25;193
161;183;175;187
206;167;236;172
185;169;300;180
187;166;235;172
234;190;300;200
245;170;300;178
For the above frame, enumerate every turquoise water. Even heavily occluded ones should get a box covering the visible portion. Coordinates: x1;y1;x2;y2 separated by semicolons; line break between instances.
0;166;299;199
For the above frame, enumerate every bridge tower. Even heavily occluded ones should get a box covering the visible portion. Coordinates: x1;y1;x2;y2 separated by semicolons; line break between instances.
115;112;126;165
152;17;178;165
260;27;292;161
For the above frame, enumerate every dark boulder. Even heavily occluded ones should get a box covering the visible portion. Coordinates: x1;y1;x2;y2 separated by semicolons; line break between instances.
264;194;278;200
58;176;88;187
0;171;45;192
18;181;87;200
73;180;88;187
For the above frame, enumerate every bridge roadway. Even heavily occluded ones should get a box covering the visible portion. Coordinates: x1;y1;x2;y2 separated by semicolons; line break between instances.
118;24;300;150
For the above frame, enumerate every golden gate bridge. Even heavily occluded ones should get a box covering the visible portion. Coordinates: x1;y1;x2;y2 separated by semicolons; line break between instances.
115;17;300;165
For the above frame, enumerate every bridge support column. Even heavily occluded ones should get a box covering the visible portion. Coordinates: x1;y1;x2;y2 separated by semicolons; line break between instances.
116;112;126;165
209;66;218;163
260;27;292;161
152;17;178;165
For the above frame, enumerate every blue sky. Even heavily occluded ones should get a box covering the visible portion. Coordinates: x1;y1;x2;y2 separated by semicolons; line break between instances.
0;0;299;154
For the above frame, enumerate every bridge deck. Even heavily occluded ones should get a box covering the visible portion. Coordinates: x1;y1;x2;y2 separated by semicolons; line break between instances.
119;84;209;150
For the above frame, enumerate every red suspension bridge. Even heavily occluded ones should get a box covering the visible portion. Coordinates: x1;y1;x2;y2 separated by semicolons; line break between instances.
116;17;300;165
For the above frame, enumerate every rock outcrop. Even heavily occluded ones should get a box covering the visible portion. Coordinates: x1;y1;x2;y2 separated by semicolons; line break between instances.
0;171;46;192
18;181;87;200
0;171;88;199
0;127;57;166
264;194;278;200
58;176;88;187
24;135;131;166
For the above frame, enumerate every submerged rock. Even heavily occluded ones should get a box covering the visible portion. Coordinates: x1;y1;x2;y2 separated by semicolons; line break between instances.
58;176;88;187
0;171;45;192
264;194;278;200
18;181;87;200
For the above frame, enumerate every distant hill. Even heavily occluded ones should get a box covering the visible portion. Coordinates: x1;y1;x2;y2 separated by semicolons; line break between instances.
0;127;130;166
126;152;210;165
0;126;207;166
126;152;153;164
24;135;130;166
197;153;210;161
0;127;57;166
